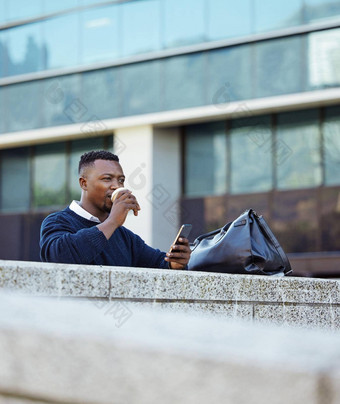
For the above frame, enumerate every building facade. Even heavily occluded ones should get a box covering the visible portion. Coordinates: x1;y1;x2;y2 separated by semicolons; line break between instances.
0;0;340;270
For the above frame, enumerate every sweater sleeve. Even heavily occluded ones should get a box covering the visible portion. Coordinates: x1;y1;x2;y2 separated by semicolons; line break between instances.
40;213;109;264
125;229;169;269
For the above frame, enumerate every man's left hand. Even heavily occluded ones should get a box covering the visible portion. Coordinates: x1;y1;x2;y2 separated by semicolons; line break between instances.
165;237;191;270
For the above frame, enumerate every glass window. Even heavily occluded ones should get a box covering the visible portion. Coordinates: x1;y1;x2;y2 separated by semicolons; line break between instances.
122;60;161;116
304;0;340;24
7;0;43;22
107;134;113;151
163;0;205;48
207;45;252;105
33;142;67;208
272;189;319;253
7;81;42;132
254;0;303;33
7;22;43;76
207;0;252;41
43;13;79;70
163;53;205;110
0;148;30;212
321;187;340;251
81;4;120;65
323;106;340;186
69;137;106;201
307;28;340;91
0;31;7;77
43;0;78;14
276;110;322;190
42;74;81;127
121;0;161;57
230;116;272;194
0;0;6;24
185;122;227;197
255;36;303;98
82;68;121;120
81;0;109;5
0;87;5;133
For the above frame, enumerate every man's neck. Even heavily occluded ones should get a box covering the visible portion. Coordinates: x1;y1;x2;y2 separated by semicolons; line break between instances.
79;199;108;223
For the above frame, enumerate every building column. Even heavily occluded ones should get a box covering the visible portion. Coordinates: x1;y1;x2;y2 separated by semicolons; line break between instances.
114;125;181;251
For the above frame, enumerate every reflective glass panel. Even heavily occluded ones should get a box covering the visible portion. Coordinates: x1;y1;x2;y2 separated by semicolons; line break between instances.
0;87;5;133
255;36;303;98
33;142;67;207
323;106;340;186
307;28;340;90
0;0;6;24
254;0;303;33
0;148;30;212
107;134;113;151
81;0;110;5
69;137;106;201
207;0;252;41
7;81;42;132
122;60;160;116
185;122;227;197
7;22;43;76
43;13;79;70
43;0;78;14
272;189;319;253
163;53;205;110
0;31;7;77
321;187;340;251
81;4;120;65
207;45;252;105
42;74;81;127
82;68;121;119
276;110;322;190
304;0;340;24
121;0;161;57
230;116;272;194
163;0;205;48
7;0;43;22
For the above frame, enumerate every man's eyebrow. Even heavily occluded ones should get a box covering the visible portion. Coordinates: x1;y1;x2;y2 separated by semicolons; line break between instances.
100;173;125;177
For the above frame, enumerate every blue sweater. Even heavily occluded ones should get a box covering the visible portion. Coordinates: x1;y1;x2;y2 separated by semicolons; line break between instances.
40;207;169;269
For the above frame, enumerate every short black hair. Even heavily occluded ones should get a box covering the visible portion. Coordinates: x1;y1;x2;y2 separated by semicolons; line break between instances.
78;150;119;174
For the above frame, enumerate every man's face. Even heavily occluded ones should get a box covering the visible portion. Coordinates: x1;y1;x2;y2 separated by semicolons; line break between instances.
81;159;125;215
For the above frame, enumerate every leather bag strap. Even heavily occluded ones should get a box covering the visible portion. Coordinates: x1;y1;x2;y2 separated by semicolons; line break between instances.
252;211;293;275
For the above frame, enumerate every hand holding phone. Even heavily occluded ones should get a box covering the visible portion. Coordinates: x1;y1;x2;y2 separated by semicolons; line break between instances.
169;224;192;252
166;224;192;269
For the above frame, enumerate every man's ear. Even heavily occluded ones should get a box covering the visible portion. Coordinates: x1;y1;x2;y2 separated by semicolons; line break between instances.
79;176;87;190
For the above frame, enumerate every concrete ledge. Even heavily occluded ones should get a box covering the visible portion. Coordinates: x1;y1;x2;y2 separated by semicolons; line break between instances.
1;260;340;330
1;291;340;404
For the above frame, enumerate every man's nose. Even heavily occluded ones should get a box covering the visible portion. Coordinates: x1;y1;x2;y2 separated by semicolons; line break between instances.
110;180;122;189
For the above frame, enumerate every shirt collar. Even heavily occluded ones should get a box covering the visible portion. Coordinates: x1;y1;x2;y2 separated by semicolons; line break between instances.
69;200;101;223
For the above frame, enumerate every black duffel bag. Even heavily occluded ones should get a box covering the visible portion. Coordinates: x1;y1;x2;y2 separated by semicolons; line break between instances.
188;209;292;276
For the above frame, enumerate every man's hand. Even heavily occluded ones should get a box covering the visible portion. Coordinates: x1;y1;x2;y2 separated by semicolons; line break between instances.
98;189;140;240
165;237;191;270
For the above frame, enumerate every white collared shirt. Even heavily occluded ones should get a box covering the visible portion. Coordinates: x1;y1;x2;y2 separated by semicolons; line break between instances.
69;200;101;223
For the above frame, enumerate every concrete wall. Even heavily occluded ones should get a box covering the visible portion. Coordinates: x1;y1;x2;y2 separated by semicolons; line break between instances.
1;290;340;404
1;260;340;331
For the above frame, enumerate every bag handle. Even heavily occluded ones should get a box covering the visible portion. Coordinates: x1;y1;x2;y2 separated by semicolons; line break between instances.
191;222;232;244
250;210;293;275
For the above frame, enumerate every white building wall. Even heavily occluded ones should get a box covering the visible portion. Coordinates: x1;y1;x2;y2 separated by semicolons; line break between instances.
114;125;181;252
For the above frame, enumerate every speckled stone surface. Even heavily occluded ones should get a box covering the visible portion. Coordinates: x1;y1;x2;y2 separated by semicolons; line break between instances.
1;260;340;331
109;267;340;303
254;304;340;330
1;291;340;404
0;260;110;297
121;301;253;320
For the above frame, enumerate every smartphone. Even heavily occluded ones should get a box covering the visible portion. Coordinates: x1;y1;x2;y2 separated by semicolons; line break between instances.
169;224;192;252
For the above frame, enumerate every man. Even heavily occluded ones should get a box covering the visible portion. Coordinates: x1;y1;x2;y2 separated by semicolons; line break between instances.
40;150;191;270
